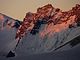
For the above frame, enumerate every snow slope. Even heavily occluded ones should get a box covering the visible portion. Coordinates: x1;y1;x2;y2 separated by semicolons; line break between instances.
0;37;80;60
15;24;80;56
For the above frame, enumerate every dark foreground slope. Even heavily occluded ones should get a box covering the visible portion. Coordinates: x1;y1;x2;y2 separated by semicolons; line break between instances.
0;39;80;60
17;45;80;60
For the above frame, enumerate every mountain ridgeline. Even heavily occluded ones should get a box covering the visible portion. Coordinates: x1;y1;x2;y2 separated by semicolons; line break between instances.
0;13;22;30
16;4;80;40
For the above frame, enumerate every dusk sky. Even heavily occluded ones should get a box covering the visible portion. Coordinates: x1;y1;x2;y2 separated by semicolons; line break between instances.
0;0;80;21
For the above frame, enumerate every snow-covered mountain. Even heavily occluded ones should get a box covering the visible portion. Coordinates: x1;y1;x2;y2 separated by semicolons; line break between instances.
0;13;22;56
0;4;80;59
14;4;80;56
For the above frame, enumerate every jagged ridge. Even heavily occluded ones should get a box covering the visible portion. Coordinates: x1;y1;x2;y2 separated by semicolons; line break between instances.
0;13;22;30
16;4;80;40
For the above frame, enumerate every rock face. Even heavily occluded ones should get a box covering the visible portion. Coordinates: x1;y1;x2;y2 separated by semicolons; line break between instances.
16;4;80;41
0;13;22;30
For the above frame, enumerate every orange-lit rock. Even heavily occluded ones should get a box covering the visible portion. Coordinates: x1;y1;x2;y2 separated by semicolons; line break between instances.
15;4;80;40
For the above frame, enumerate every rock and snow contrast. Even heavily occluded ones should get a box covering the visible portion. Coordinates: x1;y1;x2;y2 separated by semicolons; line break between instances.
0;13;22;56
0;4;80;60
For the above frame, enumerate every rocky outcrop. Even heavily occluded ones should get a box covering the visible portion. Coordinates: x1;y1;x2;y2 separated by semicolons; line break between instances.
16;4;80;40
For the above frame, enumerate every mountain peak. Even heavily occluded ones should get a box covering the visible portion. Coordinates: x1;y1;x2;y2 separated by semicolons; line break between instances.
15;4;80;40
0;14;22;30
